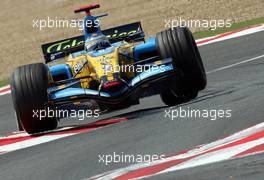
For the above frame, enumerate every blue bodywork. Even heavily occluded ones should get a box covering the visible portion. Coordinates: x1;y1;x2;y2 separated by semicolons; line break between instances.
50;62;173;101
134;38;156;59
49;64;72;79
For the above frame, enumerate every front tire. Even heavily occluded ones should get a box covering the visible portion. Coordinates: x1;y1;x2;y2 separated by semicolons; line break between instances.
156;27;206;106
11;63;58;134
161;89;198;106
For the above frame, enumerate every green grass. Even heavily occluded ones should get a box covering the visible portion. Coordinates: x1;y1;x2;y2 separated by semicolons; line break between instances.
0;79;9;87
193;17;264;39
0;17;263;88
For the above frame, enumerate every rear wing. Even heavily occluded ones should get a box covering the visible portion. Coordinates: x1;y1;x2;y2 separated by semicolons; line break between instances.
41;22;145;63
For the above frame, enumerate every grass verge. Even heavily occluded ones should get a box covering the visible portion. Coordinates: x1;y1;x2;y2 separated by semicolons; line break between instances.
0;79;9;88
193;17;264;39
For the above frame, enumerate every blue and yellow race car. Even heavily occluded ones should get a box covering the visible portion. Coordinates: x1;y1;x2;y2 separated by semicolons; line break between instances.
10;4;206;134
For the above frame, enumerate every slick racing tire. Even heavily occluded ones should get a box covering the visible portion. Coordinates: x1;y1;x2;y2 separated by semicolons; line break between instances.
15;111;23;131
160;88;198;106
11;63;58;134
156;27;206;106
156;27;207;91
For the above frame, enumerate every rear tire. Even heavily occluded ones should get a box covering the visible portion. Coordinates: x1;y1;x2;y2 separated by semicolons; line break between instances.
11;63;58;134
156;27;206;106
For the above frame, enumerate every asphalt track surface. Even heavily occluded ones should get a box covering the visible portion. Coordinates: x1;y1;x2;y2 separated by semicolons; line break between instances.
0;31;264;180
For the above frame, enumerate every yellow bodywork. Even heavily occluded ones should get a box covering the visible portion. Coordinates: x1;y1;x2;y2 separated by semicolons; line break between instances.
63;42;135;89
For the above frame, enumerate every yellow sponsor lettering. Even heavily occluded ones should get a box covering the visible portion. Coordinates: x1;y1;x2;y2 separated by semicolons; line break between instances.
47;40;70;53
71;39;77;47
47;39;84;53
106;30;138;39
77;41;84;46
127;30;137;35
118;32;127;37
63;45;71;50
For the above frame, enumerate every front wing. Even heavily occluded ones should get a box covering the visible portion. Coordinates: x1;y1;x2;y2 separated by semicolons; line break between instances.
48;59;175;106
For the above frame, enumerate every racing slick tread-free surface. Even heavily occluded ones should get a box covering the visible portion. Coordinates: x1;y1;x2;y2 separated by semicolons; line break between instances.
11;63;57;134
156;27;207;91
160;88;198;106
156;27;207;106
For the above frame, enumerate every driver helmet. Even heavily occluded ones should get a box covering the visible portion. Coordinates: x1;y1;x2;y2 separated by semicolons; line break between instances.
85;34;110;51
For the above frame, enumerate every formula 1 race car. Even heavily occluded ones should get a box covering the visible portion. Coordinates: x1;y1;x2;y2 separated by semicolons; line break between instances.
11;4;206;134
